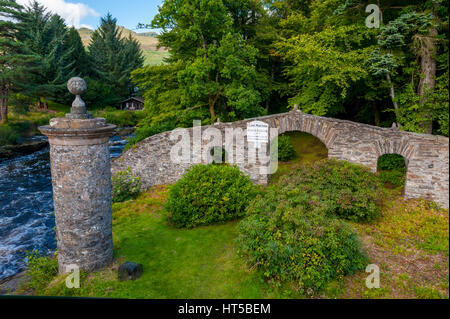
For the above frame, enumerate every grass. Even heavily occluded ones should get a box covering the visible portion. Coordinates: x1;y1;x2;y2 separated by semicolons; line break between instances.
271;132;328;183
19;186;301;299
77;27;169;66
334;193;449;299
3;103;67;142
143;50;170;66
14;131;449;299
92;108;145;127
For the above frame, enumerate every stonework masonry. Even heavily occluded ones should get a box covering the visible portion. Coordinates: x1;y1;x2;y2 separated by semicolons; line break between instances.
40;77;117;274
40;117;116;274
111;109;449;208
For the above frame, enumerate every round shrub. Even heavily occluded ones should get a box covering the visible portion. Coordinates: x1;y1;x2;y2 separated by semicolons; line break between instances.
166;164;257;228
237;205;367;292
275;159;381;222
277;135;296;162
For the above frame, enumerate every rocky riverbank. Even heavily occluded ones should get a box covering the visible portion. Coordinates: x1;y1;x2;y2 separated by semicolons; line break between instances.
0;140;49;161
115;126;136;136
0;272;28;295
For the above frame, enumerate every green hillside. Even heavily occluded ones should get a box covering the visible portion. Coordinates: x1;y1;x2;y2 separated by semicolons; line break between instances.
77;27;169;66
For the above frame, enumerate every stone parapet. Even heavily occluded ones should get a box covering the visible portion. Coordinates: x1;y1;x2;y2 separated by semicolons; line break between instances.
112;111;449;209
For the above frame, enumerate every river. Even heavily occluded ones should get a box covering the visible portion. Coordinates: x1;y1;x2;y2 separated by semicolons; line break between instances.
0;134;131;281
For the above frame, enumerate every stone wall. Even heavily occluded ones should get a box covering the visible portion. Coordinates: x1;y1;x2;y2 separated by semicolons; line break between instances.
111;110;449;208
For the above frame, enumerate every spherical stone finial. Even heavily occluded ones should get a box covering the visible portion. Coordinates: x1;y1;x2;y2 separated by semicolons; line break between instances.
68;77;87;96
66;77;92;119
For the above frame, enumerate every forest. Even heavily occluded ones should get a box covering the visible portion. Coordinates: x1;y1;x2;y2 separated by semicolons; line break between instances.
129;0;449;147
0;0;143;127
1;0;449;148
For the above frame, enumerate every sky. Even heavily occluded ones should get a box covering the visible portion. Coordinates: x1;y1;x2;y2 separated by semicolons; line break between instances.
16;0;164;31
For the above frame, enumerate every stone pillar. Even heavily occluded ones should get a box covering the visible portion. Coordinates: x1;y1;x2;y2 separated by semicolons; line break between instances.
39;77;116;274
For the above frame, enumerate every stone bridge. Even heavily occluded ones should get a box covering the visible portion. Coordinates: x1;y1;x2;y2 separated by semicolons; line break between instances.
111;109;449;208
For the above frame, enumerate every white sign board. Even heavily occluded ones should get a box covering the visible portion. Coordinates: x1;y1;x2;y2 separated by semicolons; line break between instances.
247;121;269;149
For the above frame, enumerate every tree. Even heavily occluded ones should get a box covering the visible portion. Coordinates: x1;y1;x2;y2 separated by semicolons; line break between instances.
88;14;144;105
0;0;37;123
64;27;88;77
133;0;448;139
275;0;377;117
369;10;435;129
149;0;265;122
17;1;75;108
272;0;448;134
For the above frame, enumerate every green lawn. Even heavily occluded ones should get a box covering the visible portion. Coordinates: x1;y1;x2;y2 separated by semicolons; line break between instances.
29;186;301;298
143;50;170;66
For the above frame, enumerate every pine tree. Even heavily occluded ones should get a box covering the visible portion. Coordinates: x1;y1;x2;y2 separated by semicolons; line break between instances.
0;0;38;124
64;27;88;77
17;1;75;108
88;14;143;103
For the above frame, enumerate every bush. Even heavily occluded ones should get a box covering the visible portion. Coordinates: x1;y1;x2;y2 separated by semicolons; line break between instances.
271;159;381;222
9;93;34;114
0;125;20;146
237;204;367;292
112;168;142;203
210;146;227;163
378;169;406;188
165;164;257;228
26;250;58;293
277;135;296;162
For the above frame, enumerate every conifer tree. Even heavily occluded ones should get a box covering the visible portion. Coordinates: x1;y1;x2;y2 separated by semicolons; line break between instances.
17;1;75;108
88;14;144;103
64;27;88;77
0;0;38;123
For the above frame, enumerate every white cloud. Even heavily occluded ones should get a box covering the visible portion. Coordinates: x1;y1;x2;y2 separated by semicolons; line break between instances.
17;0;99;28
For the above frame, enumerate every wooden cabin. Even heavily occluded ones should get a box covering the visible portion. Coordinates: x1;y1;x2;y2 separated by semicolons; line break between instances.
119;97;145;111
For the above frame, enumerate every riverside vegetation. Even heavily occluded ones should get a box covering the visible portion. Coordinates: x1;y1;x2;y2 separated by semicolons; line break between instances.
1;1;146;129
17;133;449;299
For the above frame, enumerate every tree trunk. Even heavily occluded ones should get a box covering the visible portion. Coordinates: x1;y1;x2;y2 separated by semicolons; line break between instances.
209;102;215;120
0;88;8;124
208;95;216;121
43;96;48;109
417;28;437;134
373;102;380;126
266;62;275;112
386;73;400;124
